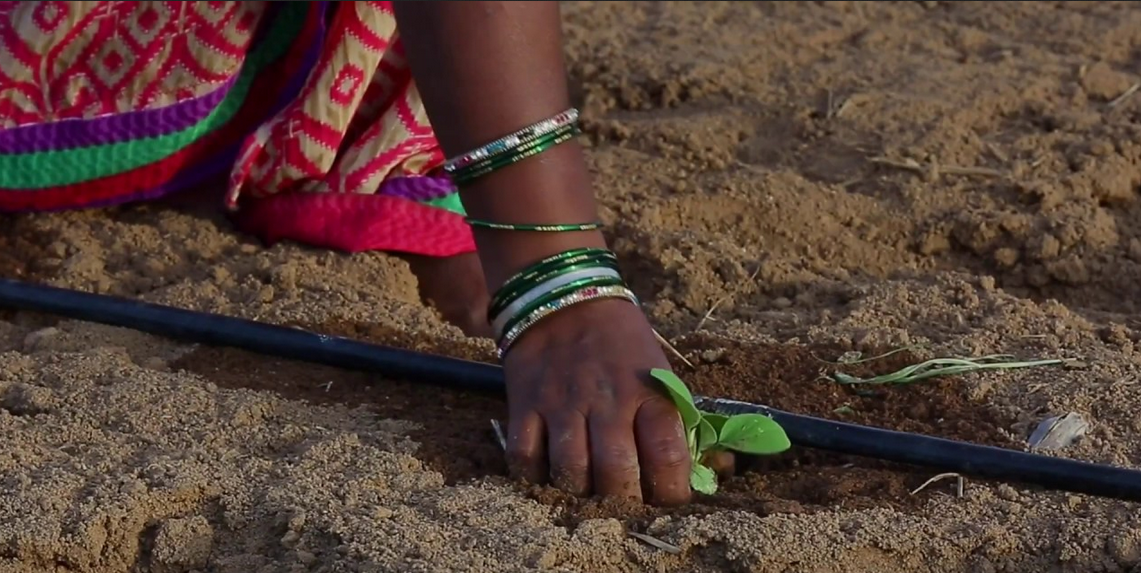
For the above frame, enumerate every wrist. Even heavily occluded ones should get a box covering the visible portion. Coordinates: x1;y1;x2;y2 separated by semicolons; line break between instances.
473;229;609;292
506;295;646;352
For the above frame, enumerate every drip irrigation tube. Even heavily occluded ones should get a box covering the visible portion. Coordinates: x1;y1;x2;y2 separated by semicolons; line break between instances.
2;277;1141;503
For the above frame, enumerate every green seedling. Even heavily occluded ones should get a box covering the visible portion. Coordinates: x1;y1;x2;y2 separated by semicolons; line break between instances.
831;354;1066;386
650;369;791;495
815;345;925;366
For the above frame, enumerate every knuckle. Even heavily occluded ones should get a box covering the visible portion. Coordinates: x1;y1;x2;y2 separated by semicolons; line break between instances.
596;444;641;473
656;450;690;472
644;435;690;468
505;444;538;466
550;464;591;493
551;462;590;477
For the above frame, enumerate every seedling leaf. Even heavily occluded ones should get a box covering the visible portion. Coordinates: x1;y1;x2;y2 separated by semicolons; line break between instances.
718;413;791;455
690;464;718;495
696;418;718;453
703;412;729;434
650;368;702;430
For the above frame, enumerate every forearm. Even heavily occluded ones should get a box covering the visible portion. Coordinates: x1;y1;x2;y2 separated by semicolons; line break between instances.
393;1;606;290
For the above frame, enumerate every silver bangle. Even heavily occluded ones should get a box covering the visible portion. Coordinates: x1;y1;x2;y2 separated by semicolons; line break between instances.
496;284;640;360
443;108;579;174
491;267;622;339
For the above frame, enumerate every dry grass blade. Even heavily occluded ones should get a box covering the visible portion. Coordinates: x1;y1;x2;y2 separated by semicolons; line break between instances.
869;156;1007;179
910;472;964;497
695;266;762;332
869;156;924;173
654;328;695;369
489;419;507;452
813;345;924;366
939;165;1007;178
627;531;682;554
1109;82;1141;108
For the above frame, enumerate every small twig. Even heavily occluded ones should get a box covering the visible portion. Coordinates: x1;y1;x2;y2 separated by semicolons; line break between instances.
695;266;762;332
653;328;695;369
869;156;924;173
734;159;768;176
910;472;965;497
1109;82;1141;108
627;531;682;554
940;165;1007;178
985;142;1009;163
833;97;855;118
490;419;507;452
870;156;1006;179
322;381;334;392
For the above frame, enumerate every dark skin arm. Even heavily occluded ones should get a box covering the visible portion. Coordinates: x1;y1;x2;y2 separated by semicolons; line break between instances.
393;1;692;505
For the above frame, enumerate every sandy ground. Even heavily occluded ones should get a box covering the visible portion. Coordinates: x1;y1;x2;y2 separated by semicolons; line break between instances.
4;1;1141;571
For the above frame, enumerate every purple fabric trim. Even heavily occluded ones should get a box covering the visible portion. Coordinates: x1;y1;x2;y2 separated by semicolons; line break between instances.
22;2;330;213
0;76;237;154
6;3;453;214
0;2;295;155
377;174;457;202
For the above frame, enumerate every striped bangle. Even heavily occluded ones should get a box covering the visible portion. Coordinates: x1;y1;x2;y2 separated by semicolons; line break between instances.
487;255;618;318
491;266;623;338
497;284;641;359
443;108;579;174
465;219;604;233
450;125;580;186
488;248;616;316
496;275;626;344
453;123;577;178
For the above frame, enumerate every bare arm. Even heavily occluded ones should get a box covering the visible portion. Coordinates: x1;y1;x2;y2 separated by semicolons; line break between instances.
392;0;691;506
393;1;604;290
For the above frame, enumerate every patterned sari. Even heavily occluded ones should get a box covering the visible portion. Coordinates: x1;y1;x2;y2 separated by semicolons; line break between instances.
0;1;475;257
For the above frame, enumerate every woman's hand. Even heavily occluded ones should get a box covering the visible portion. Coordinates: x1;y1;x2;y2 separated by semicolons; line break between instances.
392;3;694;503
500;297;693;506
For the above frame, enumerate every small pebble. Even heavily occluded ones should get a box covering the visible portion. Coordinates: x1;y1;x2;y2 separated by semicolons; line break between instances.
22;327;60;353
296;551;317;566
700;349;726;363
141;357;168;371
280;530;301;548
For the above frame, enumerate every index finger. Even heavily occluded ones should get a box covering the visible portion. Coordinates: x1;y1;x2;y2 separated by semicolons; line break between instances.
634;397;693;506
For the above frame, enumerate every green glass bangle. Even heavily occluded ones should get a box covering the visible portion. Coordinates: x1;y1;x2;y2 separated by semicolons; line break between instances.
465;219;603;233
452;127;581;186
497;285;640;359
448;127;571;184
451;124;577;179
488;252;618;316
459;128;578;180
488;257;619;321
444;108;579;174
489;247;615;304
496;276;627;344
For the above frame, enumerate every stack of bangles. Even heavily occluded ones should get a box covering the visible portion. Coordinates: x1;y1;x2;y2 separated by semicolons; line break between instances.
442;108;641;359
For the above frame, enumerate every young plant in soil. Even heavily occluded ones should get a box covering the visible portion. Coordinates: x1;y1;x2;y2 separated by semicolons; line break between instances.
650;368;791;495
830;353;1066;385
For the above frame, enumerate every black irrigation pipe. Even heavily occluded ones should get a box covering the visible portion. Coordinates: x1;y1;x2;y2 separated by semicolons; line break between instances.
3;277;1141;503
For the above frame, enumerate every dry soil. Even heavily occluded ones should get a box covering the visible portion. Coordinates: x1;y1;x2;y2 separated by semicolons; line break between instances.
4;2;1141;572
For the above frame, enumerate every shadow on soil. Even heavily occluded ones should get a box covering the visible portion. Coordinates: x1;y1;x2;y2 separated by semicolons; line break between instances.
170;321;1020;528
